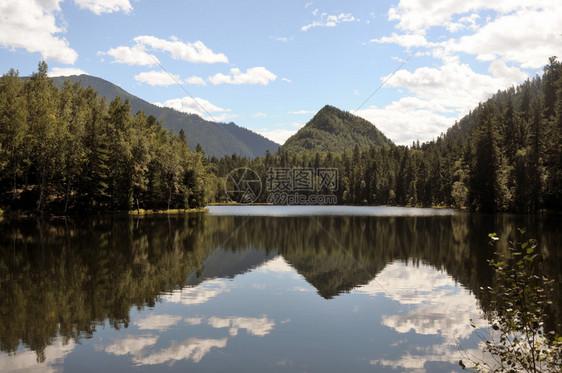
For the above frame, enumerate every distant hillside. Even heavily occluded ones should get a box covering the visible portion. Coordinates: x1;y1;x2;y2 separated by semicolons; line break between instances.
52;75;279;158
281;105;393;153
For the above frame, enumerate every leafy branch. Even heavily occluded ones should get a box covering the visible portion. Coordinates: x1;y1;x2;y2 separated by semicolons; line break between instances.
460;230;562;372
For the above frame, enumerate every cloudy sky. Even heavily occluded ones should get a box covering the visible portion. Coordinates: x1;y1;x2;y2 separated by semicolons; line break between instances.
1;0;561;145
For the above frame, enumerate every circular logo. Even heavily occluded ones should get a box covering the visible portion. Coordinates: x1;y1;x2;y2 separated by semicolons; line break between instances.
224;167;262;204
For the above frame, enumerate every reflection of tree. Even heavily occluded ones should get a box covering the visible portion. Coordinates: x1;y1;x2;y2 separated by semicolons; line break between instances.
0;211;560;361
0;214;212;362
212;213;561;330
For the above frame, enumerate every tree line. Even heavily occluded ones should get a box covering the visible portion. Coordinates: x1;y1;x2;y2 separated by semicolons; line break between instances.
210;57;562;213
1;58;561;214
0;62;217;214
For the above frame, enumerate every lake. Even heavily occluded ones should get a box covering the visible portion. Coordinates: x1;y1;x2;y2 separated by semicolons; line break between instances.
0;206;560;372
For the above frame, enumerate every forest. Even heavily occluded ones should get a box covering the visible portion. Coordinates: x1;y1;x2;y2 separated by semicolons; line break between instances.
0;62;216;213
210;57;562;213
0;58;561;214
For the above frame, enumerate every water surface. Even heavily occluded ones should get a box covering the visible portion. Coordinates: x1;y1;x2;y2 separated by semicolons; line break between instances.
0;206;560;372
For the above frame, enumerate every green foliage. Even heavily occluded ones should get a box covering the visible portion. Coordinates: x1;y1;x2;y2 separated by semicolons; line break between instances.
210;57;562;211
50;75;279;158
460;232;562;372
0;62;213;213
281;105;393;153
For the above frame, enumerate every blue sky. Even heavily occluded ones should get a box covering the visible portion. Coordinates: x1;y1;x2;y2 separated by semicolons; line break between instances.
1;1;561;145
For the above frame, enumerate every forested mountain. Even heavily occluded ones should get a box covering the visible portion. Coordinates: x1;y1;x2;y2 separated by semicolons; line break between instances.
50;74;279;158
281;105;393;153
2;57;561;214
211;57;562;213
0;62;220;213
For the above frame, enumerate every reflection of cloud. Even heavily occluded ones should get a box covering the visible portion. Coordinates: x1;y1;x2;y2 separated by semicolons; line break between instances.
105;335;158;356
356;261;487;372
256;256;294;273
208;316;275;337
290;286;312;292
354;261;484;339
134;314;182;331
133;338;228;365
381;290;480;339
0;338;75;372
163;279;229;305
185;317;203;325
371;341;484;373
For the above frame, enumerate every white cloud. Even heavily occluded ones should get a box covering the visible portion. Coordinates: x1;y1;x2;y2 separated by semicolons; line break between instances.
105;335;158;356
387;0;536;32
272;36;293;43
256;128;296;144
384;57;520;111
185;76;207;86
135;70;179;86
133;338;228;365
384;1;561;68
0;0;78;64
488;60;528;86
209;67;277;86
253;112;267;118
371;33;434;49
101;45;158;66
445;6;562;68
134;314;182;331
355;98;454;144
356;57;529;144
207;316;275;337
289;110;314;115
358;55;519;144
74;0;132;14
154;96;235;122
134;35;228;64
446;13;480;32
302;12;359;31
48;67;87;77
281;77;292;83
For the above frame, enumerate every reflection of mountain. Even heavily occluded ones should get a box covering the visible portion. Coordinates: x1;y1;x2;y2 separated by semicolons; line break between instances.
185;247;276;286
209;213;562;329
0;211;560;361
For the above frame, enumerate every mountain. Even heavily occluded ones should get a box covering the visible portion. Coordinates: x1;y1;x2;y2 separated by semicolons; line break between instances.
51;75;279;158
280;105;394;153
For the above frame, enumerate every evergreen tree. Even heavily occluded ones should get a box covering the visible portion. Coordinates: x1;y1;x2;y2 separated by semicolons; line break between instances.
471;103;500;213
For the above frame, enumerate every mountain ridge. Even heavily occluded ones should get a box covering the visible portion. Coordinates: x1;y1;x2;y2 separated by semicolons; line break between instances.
280;105;394;153
51;74;280;158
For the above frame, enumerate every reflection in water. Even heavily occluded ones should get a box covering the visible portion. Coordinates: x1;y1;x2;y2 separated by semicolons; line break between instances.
0;208;560;372
360;261;486;372
134;314;182;331
105;335;158;357
132;337;228;365
207;316;275;337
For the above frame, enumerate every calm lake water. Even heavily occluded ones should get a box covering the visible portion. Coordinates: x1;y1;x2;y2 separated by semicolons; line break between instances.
0;206;560;372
